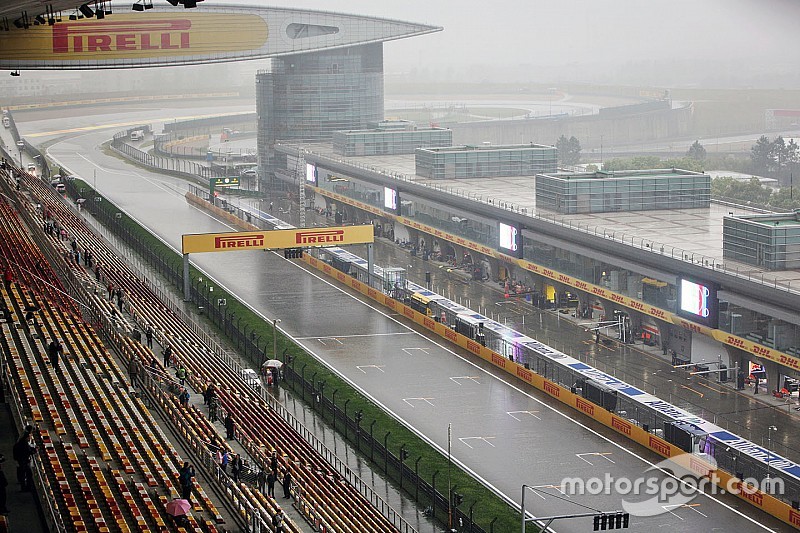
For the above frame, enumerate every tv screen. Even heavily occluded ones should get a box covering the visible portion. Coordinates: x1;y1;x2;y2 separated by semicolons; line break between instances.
306;163;317;183
384;187;397;211
498;222;520;256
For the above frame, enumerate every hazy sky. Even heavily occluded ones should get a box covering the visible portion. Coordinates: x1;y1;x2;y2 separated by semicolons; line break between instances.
211;0;800;80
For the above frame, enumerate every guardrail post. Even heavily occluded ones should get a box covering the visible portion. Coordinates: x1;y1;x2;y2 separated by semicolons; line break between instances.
384;431;391;474
369;419;376;461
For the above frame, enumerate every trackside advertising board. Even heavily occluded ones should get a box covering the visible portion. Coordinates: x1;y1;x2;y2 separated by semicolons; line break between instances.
181;225;374;254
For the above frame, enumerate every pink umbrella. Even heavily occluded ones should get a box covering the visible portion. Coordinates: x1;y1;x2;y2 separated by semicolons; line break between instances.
166;498;191;517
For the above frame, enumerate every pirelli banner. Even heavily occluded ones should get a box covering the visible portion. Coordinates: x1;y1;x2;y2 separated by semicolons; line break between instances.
181;226;374;254
0;6;440;70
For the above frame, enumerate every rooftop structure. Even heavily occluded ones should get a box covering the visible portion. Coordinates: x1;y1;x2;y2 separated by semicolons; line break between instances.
415;143;557;180
332;121;452;156
275;140;800;387
723;211;800;270
535;168;711;214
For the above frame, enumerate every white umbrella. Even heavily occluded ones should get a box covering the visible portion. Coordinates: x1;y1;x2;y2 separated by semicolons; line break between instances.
262;359;283;369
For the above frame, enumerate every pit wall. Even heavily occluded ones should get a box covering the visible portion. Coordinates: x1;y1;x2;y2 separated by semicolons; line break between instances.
300;252;800;530
312;186;800;375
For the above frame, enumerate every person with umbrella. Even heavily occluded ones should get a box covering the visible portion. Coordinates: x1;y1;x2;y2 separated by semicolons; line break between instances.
166;498;191;527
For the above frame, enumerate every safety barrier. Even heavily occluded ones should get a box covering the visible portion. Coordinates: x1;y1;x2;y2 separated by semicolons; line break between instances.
300;252;800;531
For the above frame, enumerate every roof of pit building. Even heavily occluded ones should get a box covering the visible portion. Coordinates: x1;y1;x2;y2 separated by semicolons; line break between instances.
275;141;800;288
537;168;708;181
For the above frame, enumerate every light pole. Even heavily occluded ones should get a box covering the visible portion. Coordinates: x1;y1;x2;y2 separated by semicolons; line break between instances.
16;140;24;167
767;425;777;488
273;318;281;360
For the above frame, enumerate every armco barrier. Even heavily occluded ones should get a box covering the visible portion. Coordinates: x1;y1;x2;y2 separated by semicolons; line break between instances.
300;253;800;531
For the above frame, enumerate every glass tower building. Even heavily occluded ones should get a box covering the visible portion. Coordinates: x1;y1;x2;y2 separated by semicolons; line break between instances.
256;44;385;179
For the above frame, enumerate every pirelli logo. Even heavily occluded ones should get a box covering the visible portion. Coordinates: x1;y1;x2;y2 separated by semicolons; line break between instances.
516;366;533;383
649;436;671;456
738;484;764;506
53;19;191;54
611;417;631;436
491;353;506;368
214;234;264;249
576;397;595;416
295;229;344;245
543;381;560;397
689;457;713;477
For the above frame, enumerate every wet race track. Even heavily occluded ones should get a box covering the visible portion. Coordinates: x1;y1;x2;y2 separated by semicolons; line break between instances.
17;104;791;532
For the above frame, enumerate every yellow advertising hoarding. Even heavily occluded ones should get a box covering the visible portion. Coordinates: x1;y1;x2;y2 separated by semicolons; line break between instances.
312;185;800;373
0;12;268;62
181;225;374;254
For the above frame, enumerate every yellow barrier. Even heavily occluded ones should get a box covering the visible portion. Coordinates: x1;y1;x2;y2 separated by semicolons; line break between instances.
185;192;259;232
310;186;800;374
303;253;800;530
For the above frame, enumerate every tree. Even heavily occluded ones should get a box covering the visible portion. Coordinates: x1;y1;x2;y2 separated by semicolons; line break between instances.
750;135;776;176
556;135;581;165
686;140;707;161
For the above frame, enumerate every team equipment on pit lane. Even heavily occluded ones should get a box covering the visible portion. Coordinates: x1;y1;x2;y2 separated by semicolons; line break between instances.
310;244;800;514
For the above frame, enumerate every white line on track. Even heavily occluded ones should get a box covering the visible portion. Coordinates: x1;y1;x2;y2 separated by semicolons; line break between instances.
46;130;778;533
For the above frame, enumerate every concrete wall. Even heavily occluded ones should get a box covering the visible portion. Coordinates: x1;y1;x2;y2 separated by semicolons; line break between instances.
448;103;693;149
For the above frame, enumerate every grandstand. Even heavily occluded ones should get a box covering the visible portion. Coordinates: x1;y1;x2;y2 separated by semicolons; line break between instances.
0;153;405;531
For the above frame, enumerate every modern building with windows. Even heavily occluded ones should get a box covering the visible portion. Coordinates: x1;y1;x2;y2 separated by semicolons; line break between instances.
332;121;452;156
415;143;557;180
535;168;711;214
253;13;441;182
723;211;800;270
273;139;800;399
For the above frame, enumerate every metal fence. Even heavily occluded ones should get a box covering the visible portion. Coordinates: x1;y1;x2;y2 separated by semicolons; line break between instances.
62;178;433;533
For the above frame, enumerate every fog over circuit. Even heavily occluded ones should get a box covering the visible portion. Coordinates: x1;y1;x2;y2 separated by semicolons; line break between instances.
213;0;800;87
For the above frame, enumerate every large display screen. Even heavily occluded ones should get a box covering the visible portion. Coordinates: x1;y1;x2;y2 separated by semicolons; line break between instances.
306;163;317;184
384;187;398;211
498;222;522;257
680;279;711;318
677;278;718;328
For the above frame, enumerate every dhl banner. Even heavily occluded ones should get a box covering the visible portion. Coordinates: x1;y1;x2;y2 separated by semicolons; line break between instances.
303;252;800;530
181;225;374;254
311;185;800;373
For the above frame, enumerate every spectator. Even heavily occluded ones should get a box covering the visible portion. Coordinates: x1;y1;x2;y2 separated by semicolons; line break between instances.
282;470;292;499
145;325;153;349
129;357;140;384
203;383;216;406
2;268;12;289
231;454;242;482
176;365;187;386
131;328;142;343
269;451;278;474
220;450;230;473
162;344;173;367
272;509;285;533
208;395;218;422
178;462;194;501
225;414;235;440
178;387;190;407
107;282;114;300
48;338;63;368
94;264;101;281
13;425;36;492
266;469;277;498
256;466;267;493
